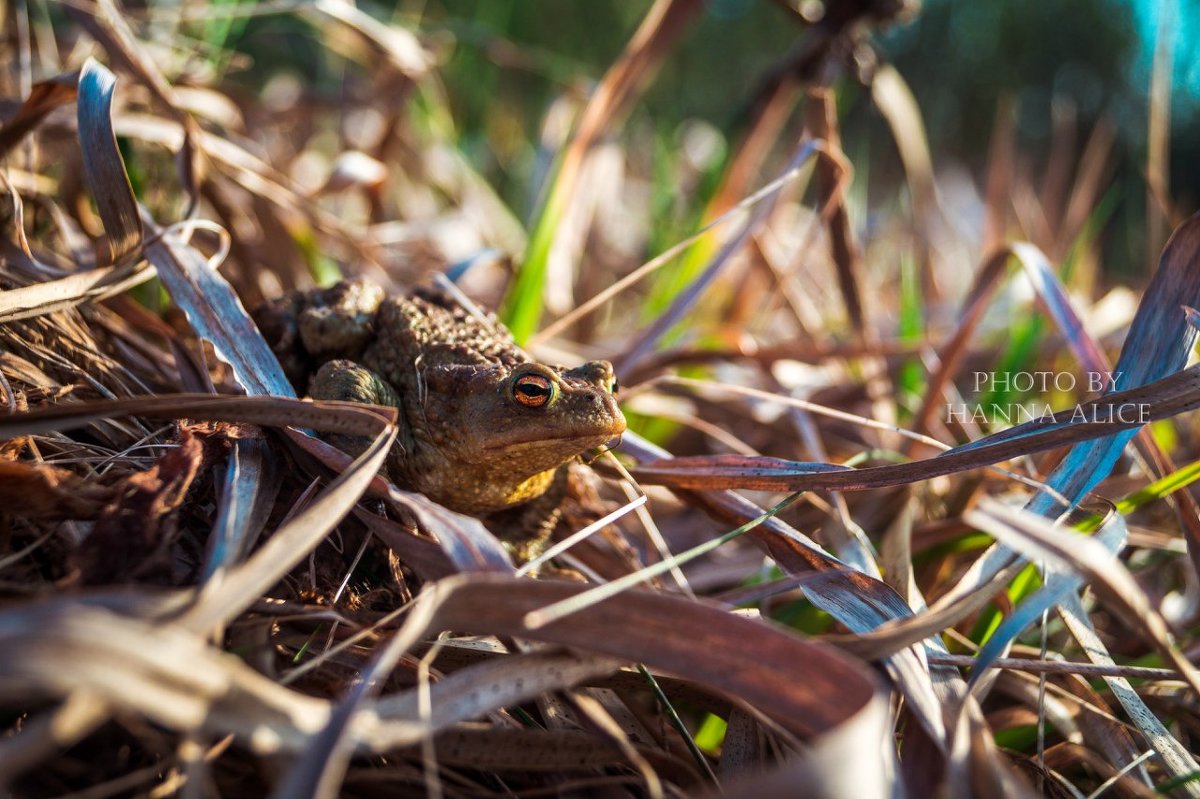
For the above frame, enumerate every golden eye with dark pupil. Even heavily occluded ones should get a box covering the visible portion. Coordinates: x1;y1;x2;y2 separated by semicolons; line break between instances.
513;374;555;407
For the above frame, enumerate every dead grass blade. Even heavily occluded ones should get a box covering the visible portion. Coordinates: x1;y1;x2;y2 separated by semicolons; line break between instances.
1057;594;1200;794
805;89;870;333
272;587;443;799
68;0;185;121
870;61;936;280
966;504;1126;690
307;0;433;80
621;432;954;748
617;139;820;375
1145;0;1178;257
908;225;1200;571
182;419;396;633
529;149;823;347
633;359;1200;493
909;241;1105;442
966;499;1200;698
0;261;156;323
143;217;293;397
505;0;704;340
203;436;280;579
419;574;881;740
375;649;624;733
1024;212;1200;517
0;600;330;752
76;59;142;265
0;394;395;440
0;70;78;158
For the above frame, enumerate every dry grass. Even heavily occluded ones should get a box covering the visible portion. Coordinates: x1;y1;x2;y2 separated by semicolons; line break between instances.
2;1;1200;797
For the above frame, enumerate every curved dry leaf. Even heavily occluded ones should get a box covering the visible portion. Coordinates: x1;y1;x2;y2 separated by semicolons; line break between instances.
0;261;157;324
632;361;1200;493
0;394;396;440
1057;594;1200;793
0;600;330;750
77;59;142;265
203;437;281;579
181;418;397;632
621;432;954;749
420;574;881;740
870;63;934;230
273;585;445;799
376;650;623;732
142;218;293;397
965;499;1200;698
1024;213;1200;516
309;0;433;80
0;70;78;158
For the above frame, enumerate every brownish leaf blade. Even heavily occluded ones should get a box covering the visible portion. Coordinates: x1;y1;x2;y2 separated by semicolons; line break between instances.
0;71;78;158
632;361;1200;493
424;574;880;740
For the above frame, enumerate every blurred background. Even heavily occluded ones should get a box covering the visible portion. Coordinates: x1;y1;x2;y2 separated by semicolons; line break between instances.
223;0;1198;280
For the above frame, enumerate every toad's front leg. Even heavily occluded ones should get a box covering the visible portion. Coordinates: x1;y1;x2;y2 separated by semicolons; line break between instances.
309;359;405;467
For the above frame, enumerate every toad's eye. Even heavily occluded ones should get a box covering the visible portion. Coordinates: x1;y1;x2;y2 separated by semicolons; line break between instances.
513;373;556;408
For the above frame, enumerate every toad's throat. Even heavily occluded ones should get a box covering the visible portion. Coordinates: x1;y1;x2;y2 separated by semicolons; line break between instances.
421;468;558;515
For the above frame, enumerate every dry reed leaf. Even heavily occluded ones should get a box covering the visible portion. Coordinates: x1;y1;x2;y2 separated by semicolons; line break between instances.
621;432;954;749
633;359;1200;493
1057;594;1200;793
143;219;293;397
76;59;142;266
182;417;396;632
420;574;880;740
617;139;821;375
374;649;624;732
308;0;433;80
0;600;331;751
870;62;935;252
0;261;156;323
0;394;396;440
0;70;78;158
966;499;1200;699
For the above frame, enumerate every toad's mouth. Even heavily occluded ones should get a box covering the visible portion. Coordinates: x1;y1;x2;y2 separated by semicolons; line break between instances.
481;429;624;454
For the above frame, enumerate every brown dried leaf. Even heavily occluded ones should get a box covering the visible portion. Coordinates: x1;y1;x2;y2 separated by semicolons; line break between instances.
0;459;113;519
0;71;78;158
72;427;205;584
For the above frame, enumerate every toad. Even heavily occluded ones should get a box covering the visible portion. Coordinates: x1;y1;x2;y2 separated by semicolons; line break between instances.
255;279;626;561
